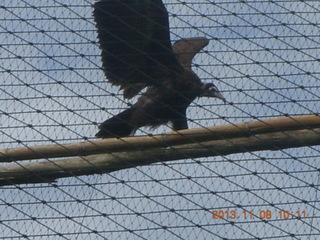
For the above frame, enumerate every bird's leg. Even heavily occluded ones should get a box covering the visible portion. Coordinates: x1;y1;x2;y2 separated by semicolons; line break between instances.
172;117;188;131
129;128;138;136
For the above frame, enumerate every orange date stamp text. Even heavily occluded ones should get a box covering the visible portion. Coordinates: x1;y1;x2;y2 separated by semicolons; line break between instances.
212;210;307;220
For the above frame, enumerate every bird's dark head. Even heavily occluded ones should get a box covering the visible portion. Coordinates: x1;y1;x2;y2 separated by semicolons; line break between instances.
200;83;226;102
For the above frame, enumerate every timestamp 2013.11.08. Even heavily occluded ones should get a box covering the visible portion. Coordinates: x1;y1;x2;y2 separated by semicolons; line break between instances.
212;210;307;220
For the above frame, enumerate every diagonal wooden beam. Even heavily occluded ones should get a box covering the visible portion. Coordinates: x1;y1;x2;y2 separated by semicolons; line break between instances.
1;114;319;163
0;125;319;186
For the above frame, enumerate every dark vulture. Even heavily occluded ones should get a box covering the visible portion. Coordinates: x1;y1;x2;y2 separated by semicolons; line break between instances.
93;0;225;138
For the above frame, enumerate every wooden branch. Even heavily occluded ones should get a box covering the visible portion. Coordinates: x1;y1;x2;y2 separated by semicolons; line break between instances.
1;114;319;162
0;126;319;186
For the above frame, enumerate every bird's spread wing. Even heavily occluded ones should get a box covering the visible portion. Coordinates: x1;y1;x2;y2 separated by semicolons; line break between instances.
93;0;181;98
172;37;209;70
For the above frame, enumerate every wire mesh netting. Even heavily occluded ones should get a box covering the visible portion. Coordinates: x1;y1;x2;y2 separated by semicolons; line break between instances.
0;0;319;239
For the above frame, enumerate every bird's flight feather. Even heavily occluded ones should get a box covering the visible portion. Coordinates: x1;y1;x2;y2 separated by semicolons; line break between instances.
93;0;181;99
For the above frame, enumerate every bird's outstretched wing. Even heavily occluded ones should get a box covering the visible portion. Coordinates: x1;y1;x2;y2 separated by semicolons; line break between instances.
172;37;209;69
93;0;181;98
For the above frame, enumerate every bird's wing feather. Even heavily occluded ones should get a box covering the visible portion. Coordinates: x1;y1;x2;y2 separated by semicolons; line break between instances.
172;37;209;69
93;0;181;98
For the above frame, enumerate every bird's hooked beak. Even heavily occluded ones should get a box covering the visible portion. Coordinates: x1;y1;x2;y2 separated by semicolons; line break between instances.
200;83;226;102
211;91;226;102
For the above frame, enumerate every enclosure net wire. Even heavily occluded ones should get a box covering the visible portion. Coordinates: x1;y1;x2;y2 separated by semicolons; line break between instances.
0;0;319;239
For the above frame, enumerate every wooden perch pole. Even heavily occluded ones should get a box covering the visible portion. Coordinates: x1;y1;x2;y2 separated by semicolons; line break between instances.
1;114;320;162
0;125;319;186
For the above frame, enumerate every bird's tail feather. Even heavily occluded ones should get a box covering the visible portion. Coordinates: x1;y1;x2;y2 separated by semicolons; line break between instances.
95;108;135;138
